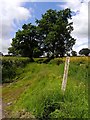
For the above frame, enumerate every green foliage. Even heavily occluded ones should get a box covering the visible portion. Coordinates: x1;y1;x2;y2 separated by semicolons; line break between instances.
79;48;90;56
49;58;64;65
8;24;39;59
37;8;76;57
40;102;61;120
71;50;77;56
1;57;30;83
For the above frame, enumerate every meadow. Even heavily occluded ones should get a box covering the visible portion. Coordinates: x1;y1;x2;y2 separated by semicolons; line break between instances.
1;56;89;119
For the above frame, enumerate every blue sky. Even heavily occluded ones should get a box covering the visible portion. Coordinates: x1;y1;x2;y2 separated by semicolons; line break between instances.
17;2;65;26
0;0;88;54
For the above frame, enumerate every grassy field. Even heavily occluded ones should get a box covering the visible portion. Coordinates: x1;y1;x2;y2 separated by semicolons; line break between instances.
2;56;89;119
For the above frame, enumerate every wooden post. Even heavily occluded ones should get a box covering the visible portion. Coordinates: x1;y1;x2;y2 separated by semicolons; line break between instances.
61;57;70;93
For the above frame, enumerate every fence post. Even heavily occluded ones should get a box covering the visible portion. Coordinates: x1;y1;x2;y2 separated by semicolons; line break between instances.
61;57;70;93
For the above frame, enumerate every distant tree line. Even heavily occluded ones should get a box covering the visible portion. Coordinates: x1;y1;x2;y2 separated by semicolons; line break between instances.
8;8;90;60
0;52;3;56
79;48;90;56
2;48;89;57
71;48;90;56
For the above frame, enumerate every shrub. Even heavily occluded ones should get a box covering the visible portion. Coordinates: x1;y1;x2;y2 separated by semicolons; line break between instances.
40;102;61;120
1;57;30;83
49;58;64;65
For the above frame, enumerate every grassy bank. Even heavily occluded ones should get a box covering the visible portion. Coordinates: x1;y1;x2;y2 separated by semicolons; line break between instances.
1;57;30;83
2;57;89;119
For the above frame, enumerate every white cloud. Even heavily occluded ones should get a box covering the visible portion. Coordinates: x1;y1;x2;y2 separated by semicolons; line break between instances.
0;0;32;54
58;0;89;53
0;39;11;55
72;2;88;37
58;0;81;12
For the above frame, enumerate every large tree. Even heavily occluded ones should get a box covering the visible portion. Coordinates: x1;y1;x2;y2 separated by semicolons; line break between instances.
8;8;76;58
79;48;90;56
36;8;76;57
8;23;41;60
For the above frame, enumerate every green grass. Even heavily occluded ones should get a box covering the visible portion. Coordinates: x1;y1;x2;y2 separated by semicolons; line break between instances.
2;57;89;119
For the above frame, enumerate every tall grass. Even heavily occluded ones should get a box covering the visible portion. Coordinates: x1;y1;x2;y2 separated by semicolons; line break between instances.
2;56;89;119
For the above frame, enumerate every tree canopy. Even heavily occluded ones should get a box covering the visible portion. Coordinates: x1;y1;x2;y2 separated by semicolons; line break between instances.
8;24;42;60
71;50;77;56
79;48;90;56
8;8;76;59
0;52;3;56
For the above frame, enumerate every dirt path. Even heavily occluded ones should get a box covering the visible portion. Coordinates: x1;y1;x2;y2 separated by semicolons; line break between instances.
2;81;32;118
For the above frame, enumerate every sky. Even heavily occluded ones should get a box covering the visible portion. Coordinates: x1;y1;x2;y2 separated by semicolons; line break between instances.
0;0;89;55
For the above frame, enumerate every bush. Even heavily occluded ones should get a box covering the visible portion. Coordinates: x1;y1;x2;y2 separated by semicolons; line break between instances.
40;102;61;120
1;57;30;83
49;58;64;65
